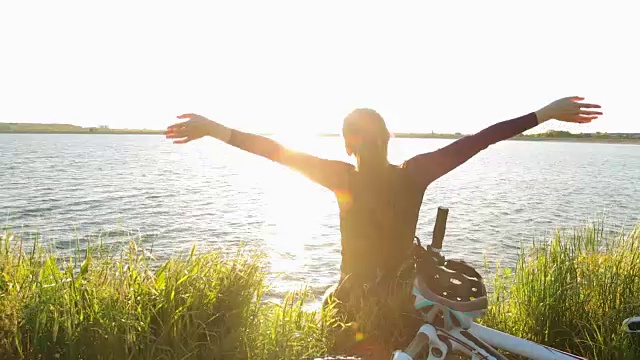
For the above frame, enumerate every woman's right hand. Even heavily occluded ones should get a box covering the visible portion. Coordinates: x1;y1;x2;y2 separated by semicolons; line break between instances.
165;114;231;144
535;97;603;124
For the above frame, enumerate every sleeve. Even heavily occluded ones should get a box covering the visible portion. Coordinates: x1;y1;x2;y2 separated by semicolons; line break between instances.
403;112;539;189
227;129;352;191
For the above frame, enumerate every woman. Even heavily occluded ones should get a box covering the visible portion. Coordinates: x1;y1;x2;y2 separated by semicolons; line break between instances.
164;96;601;325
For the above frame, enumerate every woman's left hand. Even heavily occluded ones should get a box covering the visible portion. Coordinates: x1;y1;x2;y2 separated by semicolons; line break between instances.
536;97;602;124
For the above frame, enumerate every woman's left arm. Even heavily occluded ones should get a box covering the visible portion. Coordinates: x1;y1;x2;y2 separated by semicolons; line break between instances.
403;97;602;189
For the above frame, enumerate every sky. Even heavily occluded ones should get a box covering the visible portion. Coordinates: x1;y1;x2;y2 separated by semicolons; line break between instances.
0;0;638;135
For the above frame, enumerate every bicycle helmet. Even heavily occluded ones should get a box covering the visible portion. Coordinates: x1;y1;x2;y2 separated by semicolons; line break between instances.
411;237;488;330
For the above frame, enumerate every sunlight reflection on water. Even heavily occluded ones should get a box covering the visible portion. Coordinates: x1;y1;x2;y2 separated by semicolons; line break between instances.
1;134;639;305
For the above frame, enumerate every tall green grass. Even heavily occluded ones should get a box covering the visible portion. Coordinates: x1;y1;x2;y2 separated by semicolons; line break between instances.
1;222;639;359
0;232;336;360
480;223;640;360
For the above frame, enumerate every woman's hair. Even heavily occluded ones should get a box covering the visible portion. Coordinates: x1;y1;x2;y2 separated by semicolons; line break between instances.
342;108;390;158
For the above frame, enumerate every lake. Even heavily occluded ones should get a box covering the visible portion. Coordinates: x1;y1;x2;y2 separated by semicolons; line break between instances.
1;133;639;300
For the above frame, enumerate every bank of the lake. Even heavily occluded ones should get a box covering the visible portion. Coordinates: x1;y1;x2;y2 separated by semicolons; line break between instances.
3;122;639;144
510;137;640;145
330;133;640;145
1;221;638;360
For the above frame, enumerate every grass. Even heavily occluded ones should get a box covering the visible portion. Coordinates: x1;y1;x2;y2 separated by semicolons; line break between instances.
0;234;337;360
0;221;639;359
480;222;640;360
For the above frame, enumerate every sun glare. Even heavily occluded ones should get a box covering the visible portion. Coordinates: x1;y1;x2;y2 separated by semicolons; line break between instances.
255;139;338;292
269;131;319;150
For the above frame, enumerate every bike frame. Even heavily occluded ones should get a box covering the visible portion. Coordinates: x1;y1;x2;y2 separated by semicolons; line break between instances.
468;323;587;360
391;207;588;360
391;321;588;359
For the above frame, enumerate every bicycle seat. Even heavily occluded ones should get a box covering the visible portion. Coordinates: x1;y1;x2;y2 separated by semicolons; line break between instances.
413;255;488;314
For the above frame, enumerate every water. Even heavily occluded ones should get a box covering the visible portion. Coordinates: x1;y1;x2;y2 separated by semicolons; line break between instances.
1;133;639;300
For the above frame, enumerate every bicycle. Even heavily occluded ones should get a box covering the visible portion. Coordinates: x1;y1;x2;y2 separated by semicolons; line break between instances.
391;206;639;360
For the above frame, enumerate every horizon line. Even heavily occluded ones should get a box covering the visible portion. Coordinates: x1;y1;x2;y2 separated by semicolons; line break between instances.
1;122;639;137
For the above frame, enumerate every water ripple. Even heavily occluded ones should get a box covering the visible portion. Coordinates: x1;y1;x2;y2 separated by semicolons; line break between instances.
1;134;639;303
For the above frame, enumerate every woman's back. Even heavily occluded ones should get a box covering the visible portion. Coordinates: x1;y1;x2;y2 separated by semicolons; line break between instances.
337;164;425;284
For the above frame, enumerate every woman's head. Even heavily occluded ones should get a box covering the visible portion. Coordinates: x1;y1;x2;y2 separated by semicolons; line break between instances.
342;108;390;161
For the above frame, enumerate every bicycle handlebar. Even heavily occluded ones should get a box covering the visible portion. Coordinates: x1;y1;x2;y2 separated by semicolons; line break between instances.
431;207;449;251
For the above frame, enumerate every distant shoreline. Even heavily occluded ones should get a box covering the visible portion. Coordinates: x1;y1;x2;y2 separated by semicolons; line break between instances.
509;137;640;145
0;130;164;135
318;133;640;145
2;128;639;145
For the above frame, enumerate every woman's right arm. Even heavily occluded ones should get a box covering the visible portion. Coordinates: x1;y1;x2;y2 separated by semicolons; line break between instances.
165;114;352;191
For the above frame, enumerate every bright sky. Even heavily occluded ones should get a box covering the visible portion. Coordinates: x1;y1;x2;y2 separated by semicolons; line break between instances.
1;1;637;135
